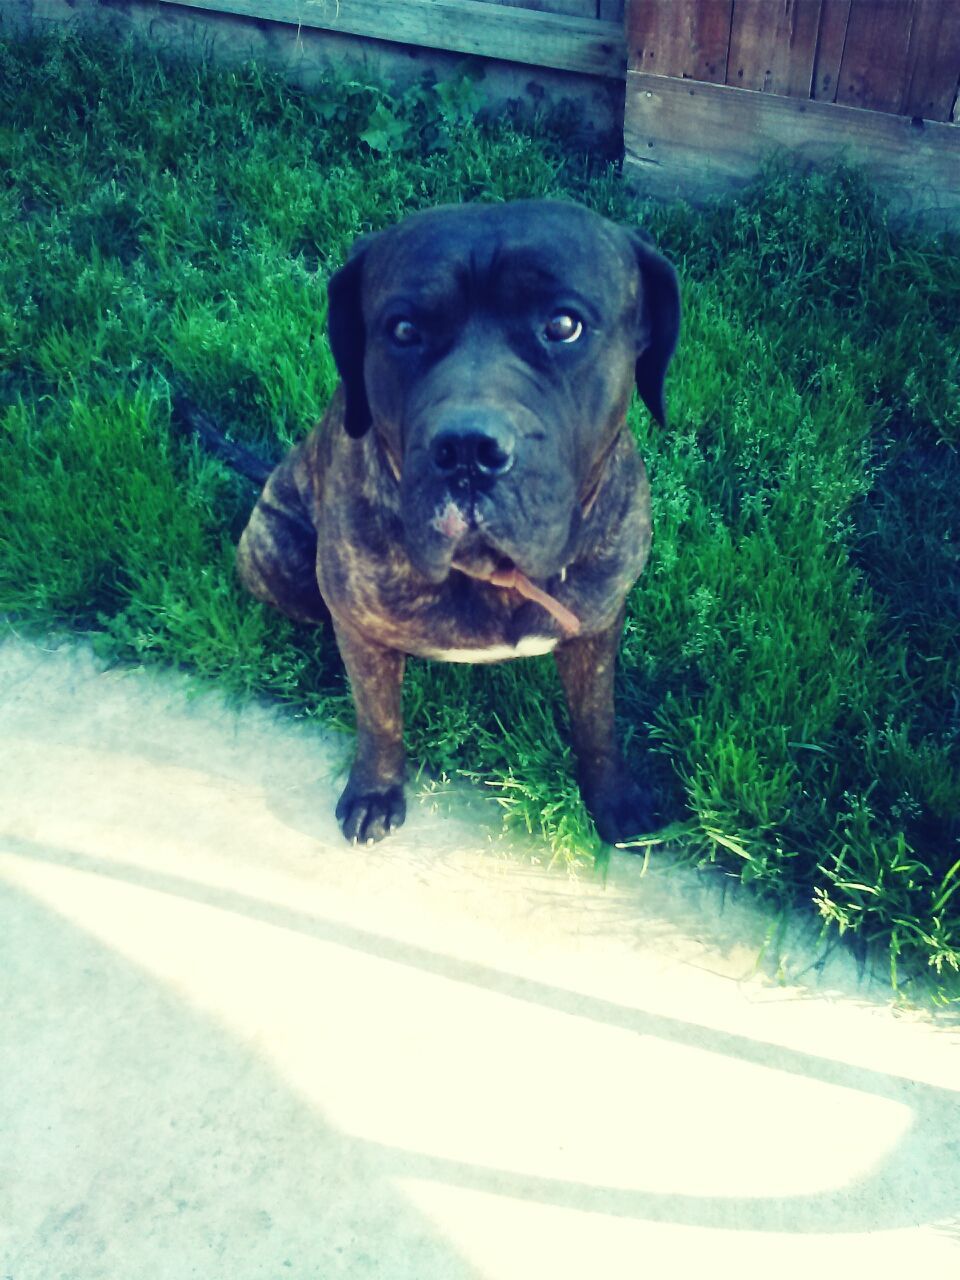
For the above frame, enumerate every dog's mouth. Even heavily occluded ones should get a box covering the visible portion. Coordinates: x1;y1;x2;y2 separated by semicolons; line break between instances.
426;496;580;635
451;552;580;637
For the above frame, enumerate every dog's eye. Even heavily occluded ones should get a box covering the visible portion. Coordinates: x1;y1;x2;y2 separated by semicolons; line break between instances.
544;313;583;344
390;318;421;347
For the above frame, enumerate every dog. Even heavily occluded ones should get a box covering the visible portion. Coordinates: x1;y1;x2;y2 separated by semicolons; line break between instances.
216;200;679;844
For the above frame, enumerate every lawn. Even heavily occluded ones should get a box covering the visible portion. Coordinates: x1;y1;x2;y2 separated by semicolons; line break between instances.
1;31;958;998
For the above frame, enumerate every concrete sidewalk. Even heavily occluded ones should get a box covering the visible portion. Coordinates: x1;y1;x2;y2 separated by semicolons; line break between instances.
2;634;958;1279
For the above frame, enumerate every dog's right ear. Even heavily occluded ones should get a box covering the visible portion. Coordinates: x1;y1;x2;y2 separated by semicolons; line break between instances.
327;237;377;439
629;231;681;429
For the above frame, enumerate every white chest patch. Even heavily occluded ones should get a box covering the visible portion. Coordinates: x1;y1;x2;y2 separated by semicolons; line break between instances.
428;636;559;664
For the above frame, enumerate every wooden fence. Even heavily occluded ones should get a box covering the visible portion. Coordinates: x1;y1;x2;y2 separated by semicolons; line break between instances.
2;0;630;137
624;0;960;222
627;0;959;119
5;0;959;222
151;0;627;80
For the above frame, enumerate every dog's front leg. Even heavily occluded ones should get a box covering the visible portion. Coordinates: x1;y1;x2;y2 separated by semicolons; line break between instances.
332;620;407;844
554;611;657;845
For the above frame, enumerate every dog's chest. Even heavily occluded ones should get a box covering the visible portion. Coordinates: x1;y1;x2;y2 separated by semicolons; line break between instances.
323;550;566;661
424;635;559;664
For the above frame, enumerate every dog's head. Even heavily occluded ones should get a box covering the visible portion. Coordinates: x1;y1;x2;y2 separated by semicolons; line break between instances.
327;200;679;584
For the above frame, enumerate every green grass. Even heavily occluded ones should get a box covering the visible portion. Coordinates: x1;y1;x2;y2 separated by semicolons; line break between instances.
1;31;958;999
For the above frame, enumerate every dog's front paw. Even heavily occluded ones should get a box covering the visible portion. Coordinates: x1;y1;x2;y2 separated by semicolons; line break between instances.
336;780;406;845
582;775;658;846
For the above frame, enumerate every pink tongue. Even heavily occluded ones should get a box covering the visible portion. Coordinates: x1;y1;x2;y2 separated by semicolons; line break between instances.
485;565;581;636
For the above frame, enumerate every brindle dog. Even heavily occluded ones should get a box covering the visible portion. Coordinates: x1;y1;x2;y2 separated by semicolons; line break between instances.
228;200;679;845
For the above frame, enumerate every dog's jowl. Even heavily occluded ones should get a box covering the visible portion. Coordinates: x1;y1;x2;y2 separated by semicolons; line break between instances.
236;200;680;845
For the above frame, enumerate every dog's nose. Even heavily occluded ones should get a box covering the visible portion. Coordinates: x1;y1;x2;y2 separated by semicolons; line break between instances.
430;429;515;481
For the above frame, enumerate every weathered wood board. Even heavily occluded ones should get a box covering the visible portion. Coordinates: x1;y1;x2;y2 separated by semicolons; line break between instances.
831;0;960;120
153;0;626;79
471;0;599;16
4;0;627;140
625;70;960;224
628;0;960;123
900;0;960;122
626;0;733;83
811;0;853;102
726;0;821;97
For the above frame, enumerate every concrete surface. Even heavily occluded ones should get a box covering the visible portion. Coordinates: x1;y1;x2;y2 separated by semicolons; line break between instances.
1;632;958;1279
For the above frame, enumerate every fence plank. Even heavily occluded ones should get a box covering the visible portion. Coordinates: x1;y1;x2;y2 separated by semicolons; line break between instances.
626;0;733;81
469;0;598;17
726;0;822;97
624;70;960;224
902;0;960;122
811;0;852;101
835;0;917;114
153;0;626;78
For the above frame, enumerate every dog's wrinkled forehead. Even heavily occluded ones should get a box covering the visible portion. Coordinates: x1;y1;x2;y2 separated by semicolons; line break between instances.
361;200;637;317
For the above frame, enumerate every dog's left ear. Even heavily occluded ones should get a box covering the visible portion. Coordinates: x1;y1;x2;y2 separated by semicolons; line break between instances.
629;231;681;427
327;236;378;438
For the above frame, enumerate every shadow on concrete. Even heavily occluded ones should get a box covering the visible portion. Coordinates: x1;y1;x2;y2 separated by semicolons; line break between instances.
5;836;960;1243
1;871;481;1279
